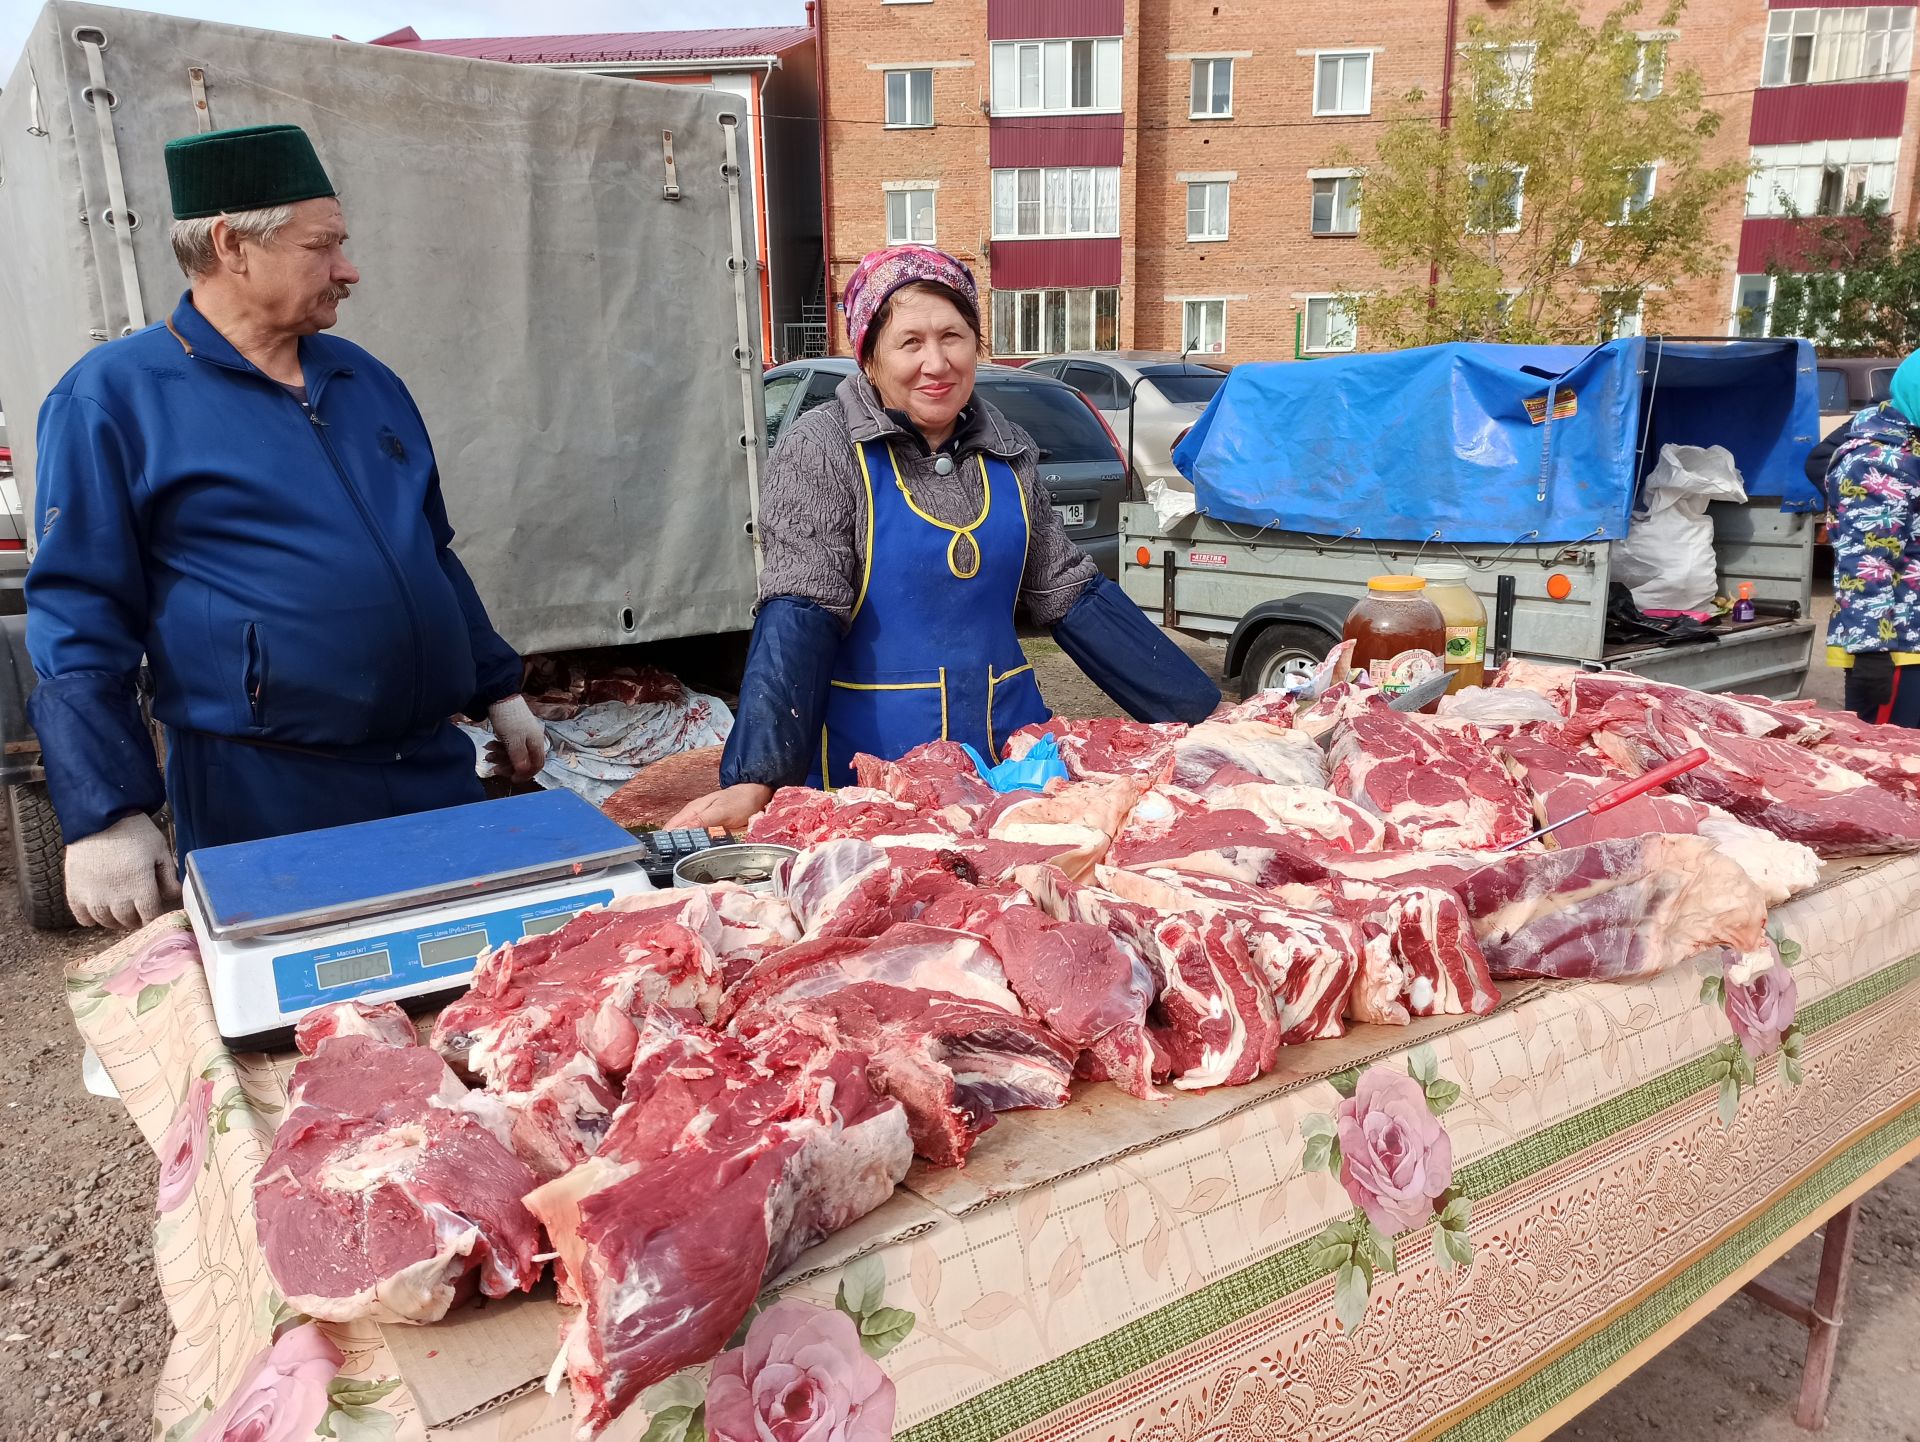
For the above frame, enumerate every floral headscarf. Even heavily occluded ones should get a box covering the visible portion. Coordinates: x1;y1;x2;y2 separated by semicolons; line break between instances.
842;245;979;360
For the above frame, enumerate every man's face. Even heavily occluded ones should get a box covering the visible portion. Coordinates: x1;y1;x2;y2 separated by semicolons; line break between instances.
238;196;361;335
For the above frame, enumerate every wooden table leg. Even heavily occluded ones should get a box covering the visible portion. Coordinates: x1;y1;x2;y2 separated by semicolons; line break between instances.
1741;1201;1861;1432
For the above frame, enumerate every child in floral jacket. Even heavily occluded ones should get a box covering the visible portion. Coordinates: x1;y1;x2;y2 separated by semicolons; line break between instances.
1824;350;1920;726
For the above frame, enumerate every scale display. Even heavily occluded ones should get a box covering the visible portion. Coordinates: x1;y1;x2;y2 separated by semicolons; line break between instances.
269;888;612;1013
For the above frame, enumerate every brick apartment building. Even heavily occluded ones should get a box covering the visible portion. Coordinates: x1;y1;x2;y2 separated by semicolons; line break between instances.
815;0;1920;363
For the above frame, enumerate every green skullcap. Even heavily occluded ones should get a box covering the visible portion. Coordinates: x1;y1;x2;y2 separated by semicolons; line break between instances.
164;123;336;220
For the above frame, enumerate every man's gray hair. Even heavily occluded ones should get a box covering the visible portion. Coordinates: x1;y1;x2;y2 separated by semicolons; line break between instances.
169;204;295;278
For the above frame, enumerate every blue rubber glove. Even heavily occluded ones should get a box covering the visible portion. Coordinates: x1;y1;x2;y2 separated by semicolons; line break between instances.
1050;575;1220;724
719;596;841;789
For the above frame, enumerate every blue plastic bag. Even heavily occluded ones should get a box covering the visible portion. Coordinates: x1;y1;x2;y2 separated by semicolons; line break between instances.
960;734;1069;794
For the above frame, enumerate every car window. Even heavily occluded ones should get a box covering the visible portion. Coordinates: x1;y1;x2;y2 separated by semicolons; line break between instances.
1816;368;1850;413
1144;372;1226;406
794;370;844;423
978;379;1118;465
1063;364;1126;409
1870;367;1896;402
762;375;803;445
1023;361;1063;379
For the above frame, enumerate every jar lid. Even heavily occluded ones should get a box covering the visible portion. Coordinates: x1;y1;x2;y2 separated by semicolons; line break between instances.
1366;574;1428;592
1414;562;1469;582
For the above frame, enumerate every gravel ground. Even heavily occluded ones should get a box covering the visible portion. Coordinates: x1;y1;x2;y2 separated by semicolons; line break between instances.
0;623;1906;1442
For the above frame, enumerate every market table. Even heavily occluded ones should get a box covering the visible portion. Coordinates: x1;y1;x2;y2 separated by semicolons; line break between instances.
68;854;1920;1442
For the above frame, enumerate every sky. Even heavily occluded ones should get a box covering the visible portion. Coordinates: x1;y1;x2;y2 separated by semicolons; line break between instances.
0;0;806;81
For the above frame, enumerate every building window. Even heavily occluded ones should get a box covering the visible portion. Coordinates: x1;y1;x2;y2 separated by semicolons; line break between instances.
1191;57;1234;118
1747;138;1898;217
1733;274;1775;337
1598;291;1643;340
1187;181;1230;240
992;287;1120;355
884;70;934;128
990;38;1122;115
1302;295;1357;353
1626;39;1667;100
1468;165;1526;234
885;188;936;245
991;167;1121;239
1313;51;1373;116
1610;164;1656;225
1485;43;1537;108
1763;7;1914;87
1183;299;1228;354
1311;173;1361;235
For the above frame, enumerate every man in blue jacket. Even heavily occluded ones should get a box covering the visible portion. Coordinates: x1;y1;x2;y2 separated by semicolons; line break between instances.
26;123;546;928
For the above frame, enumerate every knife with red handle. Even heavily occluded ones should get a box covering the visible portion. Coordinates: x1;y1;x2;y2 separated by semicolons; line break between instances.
1501;748;1710;851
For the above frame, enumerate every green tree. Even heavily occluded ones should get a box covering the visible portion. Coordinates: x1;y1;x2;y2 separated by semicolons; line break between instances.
1761;200;1920;355
1331;0;1750;347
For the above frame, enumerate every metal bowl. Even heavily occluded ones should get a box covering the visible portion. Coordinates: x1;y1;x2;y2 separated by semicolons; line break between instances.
671;842;798;893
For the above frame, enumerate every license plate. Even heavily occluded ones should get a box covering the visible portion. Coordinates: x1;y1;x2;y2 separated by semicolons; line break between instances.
1053;503;1086;527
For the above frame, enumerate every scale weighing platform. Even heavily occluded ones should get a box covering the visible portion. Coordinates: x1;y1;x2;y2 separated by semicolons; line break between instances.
184;789;662;1050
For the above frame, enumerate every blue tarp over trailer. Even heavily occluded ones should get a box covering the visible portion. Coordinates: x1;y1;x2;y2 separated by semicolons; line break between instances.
1170;337;1822;545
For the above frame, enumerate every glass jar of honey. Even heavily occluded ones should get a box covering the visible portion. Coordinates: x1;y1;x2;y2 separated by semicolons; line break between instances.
1343;575;1446;707
1413;562;1489;693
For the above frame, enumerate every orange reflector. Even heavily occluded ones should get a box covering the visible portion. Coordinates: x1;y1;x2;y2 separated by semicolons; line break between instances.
1546;573;1573;600
1135;546;1153;567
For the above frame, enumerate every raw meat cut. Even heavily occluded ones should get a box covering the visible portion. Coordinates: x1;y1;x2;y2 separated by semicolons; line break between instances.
599;746;724;828
730;981;1077;1166
294;999;417;1054
1006;717;1183;782
1328;834;1768;980
524;1016;912;1436
1807;709;1920;804
1328;707;1535;850
983;904;1160;1099
1696;814;1823;906
785;839;901;939
1190;779;1387;851
720;924;1023;1022
255;1030;543;1325
1567;670;1828;743
429;900;722;1093
1171;721;1326;790
1628;706;1920;857
1019;866;1280;1088
1106;786;1331;888
1098;867;1363;1044
853;740;997;814
746;785;936;847
981;775;1144;878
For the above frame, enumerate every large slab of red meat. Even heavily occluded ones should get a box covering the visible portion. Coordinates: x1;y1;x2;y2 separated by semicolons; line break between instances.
1330;833;1768;980
1807;709;1920;804
1006;717;1183;782
523;1015;912;1434
254;1026;543;1325
1327;708;1535;851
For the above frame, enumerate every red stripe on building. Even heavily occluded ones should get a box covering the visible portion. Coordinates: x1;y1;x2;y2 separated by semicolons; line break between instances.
1749;81;1908;143
989;114;1126;168
987;0;1125;41
988;237;1123;289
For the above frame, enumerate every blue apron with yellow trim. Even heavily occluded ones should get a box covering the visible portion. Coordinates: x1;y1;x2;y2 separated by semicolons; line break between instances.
809;439;1051;789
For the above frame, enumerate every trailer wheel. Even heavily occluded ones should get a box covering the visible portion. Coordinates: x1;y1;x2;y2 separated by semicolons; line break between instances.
9;781;75;931
1238;624;1333;701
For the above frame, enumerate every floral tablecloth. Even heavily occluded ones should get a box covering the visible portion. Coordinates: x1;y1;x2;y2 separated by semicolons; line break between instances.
67;856;1920;1442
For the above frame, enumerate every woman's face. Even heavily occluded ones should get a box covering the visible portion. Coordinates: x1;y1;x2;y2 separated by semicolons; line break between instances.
864;286;978;438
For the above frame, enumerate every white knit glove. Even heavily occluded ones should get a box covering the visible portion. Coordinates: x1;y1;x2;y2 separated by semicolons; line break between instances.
486;696;549;781
64;813;181;930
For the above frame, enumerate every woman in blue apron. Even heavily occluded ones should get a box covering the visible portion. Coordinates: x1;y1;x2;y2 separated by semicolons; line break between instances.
670;246;1218;831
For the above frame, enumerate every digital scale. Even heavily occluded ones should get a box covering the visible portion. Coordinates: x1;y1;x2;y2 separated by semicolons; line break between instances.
183;789;665;1051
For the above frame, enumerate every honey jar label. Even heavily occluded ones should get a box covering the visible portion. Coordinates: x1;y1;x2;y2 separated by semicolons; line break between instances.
1367;649;1443;695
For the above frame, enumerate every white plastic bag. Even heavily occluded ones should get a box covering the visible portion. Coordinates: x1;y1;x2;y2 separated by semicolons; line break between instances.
1611;444;1747;612
1146;477;1197;528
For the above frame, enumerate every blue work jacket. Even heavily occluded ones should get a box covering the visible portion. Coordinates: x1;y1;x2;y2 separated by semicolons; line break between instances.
25;293;521;841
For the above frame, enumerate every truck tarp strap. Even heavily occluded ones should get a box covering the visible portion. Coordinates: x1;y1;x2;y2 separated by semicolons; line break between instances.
719;113;764;573
76;29;147;335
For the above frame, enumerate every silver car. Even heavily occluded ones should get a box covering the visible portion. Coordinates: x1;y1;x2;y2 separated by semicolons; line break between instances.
1023;353;1227;490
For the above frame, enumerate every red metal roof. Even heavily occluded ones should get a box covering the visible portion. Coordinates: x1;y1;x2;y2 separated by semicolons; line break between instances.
369;25;813;66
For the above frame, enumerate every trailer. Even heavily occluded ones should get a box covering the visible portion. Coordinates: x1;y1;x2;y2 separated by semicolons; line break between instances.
0;1;773;924
1121;337;1823;700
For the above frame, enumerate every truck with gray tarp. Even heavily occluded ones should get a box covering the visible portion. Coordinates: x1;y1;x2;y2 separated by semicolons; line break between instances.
1123;336;1824;701
0;1;770;924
